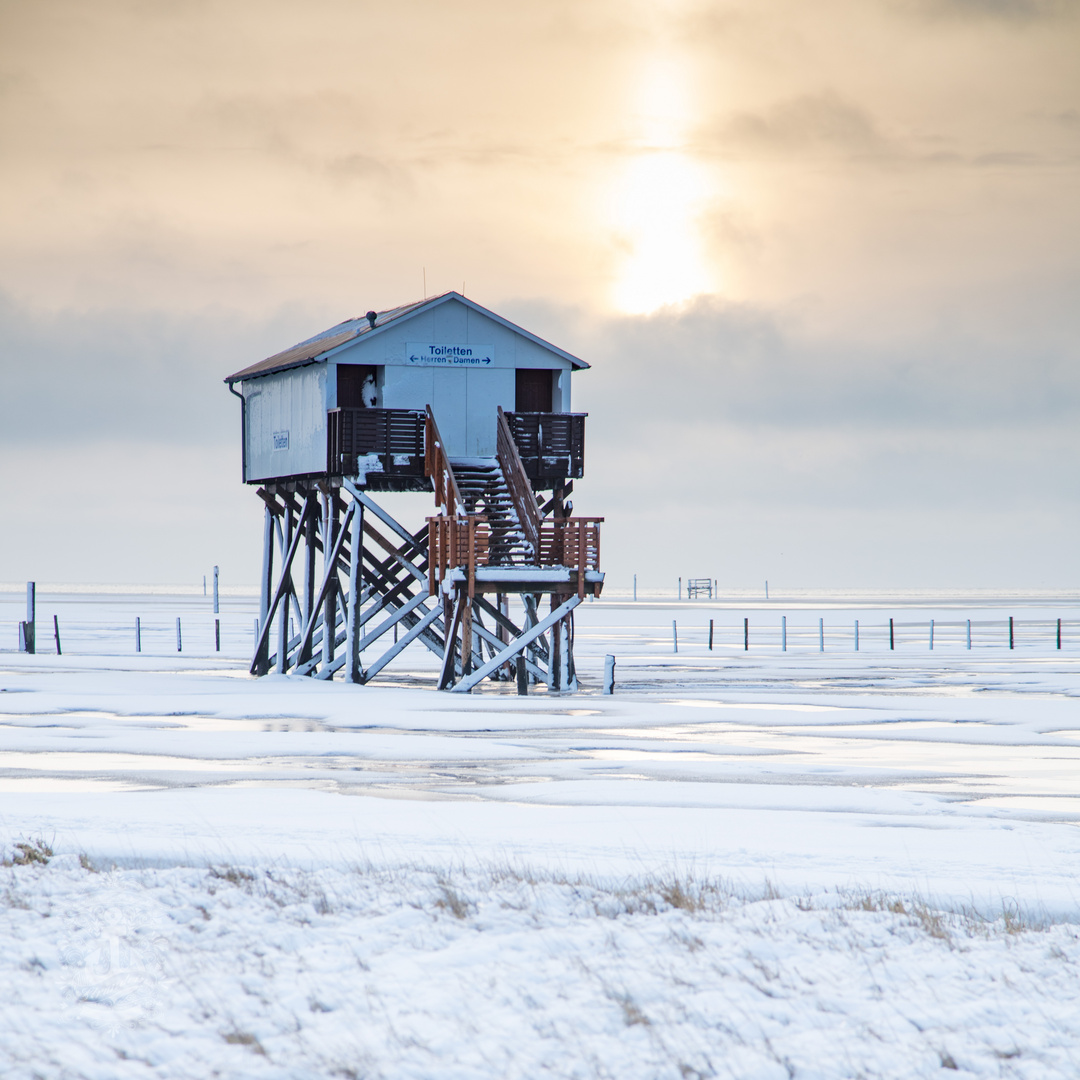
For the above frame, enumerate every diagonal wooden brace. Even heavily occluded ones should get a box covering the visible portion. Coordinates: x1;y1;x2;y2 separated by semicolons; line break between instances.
450;595;582;694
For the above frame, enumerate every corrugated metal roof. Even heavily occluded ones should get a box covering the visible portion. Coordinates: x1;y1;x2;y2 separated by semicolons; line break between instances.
224;291;587;383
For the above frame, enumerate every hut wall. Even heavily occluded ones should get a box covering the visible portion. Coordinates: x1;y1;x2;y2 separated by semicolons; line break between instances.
243;364;327;482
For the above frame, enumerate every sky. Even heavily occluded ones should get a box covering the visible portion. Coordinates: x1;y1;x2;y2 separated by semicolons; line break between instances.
1;0;1079;592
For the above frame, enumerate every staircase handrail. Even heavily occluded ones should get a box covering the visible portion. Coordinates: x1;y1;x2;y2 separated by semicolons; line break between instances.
425;405;465;518
496;406;541;558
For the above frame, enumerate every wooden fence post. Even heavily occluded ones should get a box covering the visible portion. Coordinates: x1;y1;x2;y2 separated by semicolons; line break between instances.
603;654;616;695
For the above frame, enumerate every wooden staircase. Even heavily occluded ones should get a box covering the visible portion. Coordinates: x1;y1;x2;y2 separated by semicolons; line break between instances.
450;458;535;565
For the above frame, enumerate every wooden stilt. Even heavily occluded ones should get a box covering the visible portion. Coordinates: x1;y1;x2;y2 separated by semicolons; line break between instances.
254;504;274;675
439;593;466;690
461;597;473;677
345;497;364;683
322;491;338;671
277;503;293;674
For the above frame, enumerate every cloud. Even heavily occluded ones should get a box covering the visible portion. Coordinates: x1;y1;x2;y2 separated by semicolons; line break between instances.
696;92;894;161
898;0;1079;20
0;293;331;446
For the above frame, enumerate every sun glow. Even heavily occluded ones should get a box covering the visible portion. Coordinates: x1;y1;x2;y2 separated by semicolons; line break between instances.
609;54;715;314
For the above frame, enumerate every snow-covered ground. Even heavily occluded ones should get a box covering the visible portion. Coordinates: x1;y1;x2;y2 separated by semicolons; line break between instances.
2;588;1080;1076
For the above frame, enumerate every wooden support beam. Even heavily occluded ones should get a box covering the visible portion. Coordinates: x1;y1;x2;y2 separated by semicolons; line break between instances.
362;604;442;682
345;497;364;684
277;505;294;673
293;501;355;672
474;595;549;664
461;598;473;677
342;478;427;555
438;593;467;690
322;491;339;672
254;504;274;675
451;596;582;694
469;613;547;682
250;495;313;676
299;508;317;667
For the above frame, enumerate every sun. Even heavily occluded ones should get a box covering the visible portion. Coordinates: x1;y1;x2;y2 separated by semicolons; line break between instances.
608;53;716;314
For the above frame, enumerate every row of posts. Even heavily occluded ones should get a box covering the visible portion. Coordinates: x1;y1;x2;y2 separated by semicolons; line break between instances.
17;572;223;656
670;617;1065;652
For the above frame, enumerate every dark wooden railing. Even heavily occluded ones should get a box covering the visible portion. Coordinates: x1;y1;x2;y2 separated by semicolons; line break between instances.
327;408;425;477
424;405;465;518
496;406;541;558
504;412;586;480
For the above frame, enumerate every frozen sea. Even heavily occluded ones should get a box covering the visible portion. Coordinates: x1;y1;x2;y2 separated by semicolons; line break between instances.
2;585;1080;1077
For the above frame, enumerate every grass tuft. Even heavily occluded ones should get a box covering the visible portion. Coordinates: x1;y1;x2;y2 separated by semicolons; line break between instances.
3;838;53;867
223;1030;267;1056
435;881;471;919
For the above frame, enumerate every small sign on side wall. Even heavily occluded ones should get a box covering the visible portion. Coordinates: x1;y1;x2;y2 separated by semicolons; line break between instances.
272;431;290;450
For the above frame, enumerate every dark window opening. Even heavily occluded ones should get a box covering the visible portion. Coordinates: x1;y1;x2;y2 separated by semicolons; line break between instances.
515;369;553;413
338;364;378;408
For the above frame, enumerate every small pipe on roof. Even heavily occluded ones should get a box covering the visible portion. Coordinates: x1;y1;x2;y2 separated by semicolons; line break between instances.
366;310;377;329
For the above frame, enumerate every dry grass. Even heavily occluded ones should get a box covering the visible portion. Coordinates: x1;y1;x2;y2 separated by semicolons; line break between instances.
223;1030;267;1056
3;838;53;867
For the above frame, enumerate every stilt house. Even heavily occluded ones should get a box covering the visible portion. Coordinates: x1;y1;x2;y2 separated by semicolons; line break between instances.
225;291;603;693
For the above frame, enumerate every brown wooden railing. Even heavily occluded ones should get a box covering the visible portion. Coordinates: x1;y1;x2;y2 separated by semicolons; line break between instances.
424;405;465;518
496;406;541;558
327;408;425;476
427;513;602;599
504;412;586;480
428;514;489;598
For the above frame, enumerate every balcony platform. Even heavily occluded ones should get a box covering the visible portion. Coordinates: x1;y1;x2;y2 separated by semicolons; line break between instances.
445;567;604;596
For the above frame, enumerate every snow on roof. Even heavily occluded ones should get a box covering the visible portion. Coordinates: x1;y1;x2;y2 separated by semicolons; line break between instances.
224;292;588;383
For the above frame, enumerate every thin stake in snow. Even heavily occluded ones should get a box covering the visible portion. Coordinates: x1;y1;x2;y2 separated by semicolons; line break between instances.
782;616;787;652
135;617;141;653
672;621;678;653
603;654;615;695
930;619;935;651
709;619;714;651
819;618;824;652
176;617;182;652
213;565;219;614
215;619;221;652
744;617;749;651
967;619;971;649
854;619;859;651
890;619;895;650
1009;616;1014;650
633;574;637;601
53;615;61;656
1058;618;1062;650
